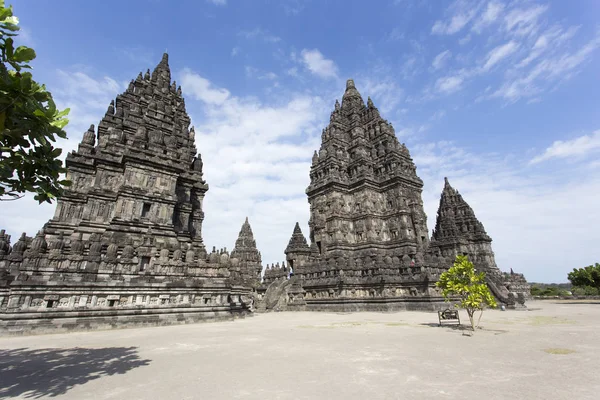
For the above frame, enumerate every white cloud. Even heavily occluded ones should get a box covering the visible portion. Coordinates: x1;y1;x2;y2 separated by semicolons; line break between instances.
435;75;464;93
431;1;482;35
482;41;519;71
231;47;240;57
17;26;35;47
472;1;504;33
458;34;472;45
530;130;600;164
238;28;281;43
432;11;475;35
282;0;306;15
300;49;339;79
52;68;125;154
262;72;278;80
359;78;404;115
57;70;121;98
207;0;226;5
517;25;580;68
504;4;548;36
432;50;452;70
180;68;231;105
388;27;405;41
492;34;600;102
245;66;278;81
430;110;446;120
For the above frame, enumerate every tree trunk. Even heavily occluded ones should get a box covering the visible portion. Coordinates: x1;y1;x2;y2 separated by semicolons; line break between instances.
476;309;484;329
467;308;475;332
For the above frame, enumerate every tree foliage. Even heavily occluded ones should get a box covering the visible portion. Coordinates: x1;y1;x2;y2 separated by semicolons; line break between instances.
436;255;498;332
568;263;600;295
0;1;70;203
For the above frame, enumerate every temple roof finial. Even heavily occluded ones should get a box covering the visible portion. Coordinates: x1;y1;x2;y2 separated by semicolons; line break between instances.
152;52;171;82
341;78;364;109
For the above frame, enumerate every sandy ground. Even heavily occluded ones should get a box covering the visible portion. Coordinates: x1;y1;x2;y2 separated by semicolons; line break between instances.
0;300;599;400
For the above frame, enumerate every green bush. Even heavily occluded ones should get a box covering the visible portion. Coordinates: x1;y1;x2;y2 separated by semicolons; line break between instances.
530;286;571;297
571;286;599;296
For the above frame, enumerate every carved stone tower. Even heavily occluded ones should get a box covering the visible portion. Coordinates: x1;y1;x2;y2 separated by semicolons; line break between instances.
429;177;530;307
429;178;497;274
284;222;311;274
306;79;429;261
230;217;263;286
44;53;208;256
0;54;256;334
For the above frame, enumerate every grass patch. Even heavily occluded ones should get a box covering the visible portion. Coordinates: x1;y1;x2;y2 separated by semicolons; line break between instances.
492;316;575;326
299;321;411;329
527;316;575;326
297;321;366;329
543;348;576;355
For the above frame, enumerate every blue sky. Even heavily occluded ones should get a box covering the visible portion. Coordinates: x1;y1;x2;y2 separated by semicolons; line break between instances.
2;0;599;282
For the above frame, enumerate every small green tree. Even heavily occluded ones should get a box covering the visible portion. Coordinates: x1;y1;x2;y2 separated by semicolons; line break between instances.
0;1;70;203
436;255;498;332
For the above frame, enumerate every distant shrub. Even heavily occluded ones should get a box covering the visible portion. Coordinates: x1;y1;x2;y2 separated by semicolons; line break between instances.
530;286;571;297
571;286;599;296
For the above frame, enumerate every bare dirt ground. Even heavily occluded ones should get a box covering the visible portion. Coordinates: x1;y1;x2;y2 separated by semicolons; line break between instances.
1;300;599;400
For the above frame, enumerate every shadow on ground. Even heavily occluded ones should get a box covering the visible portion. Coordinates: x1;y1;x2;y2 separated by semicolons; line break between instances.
0;346;151;399
420;322;470;331
419;323;508;335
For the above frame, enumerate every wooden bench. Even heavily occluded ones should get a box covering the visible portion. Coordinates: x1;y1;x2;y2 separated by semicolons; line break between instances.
438;308;460;326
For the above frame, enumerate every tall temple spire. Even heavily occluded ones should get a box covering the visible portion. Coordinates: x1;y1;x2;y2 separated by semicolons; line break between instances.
432;177;490;242
285;222;310;255
306;78;428;264
231;217;262;284
431;177;493;261
45;53;208;249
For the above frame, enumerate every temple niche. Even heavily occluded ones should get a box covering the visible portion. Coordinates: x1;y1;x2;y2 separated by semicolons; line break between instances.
263;79;529;311
0;54;259;335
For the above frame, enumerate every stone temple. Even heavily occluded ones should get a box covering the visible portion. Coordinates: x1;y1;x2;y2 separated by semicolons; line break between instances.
0;54;261;334
0;55;529;334
265;80;530;312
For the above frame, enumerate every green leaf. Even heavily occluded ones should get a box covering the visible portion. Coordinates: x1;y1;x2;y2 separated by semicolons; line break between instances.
55;108;70;118
0;4;11;21
50;118;68;129
13;46;35;62
4;36;13;57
